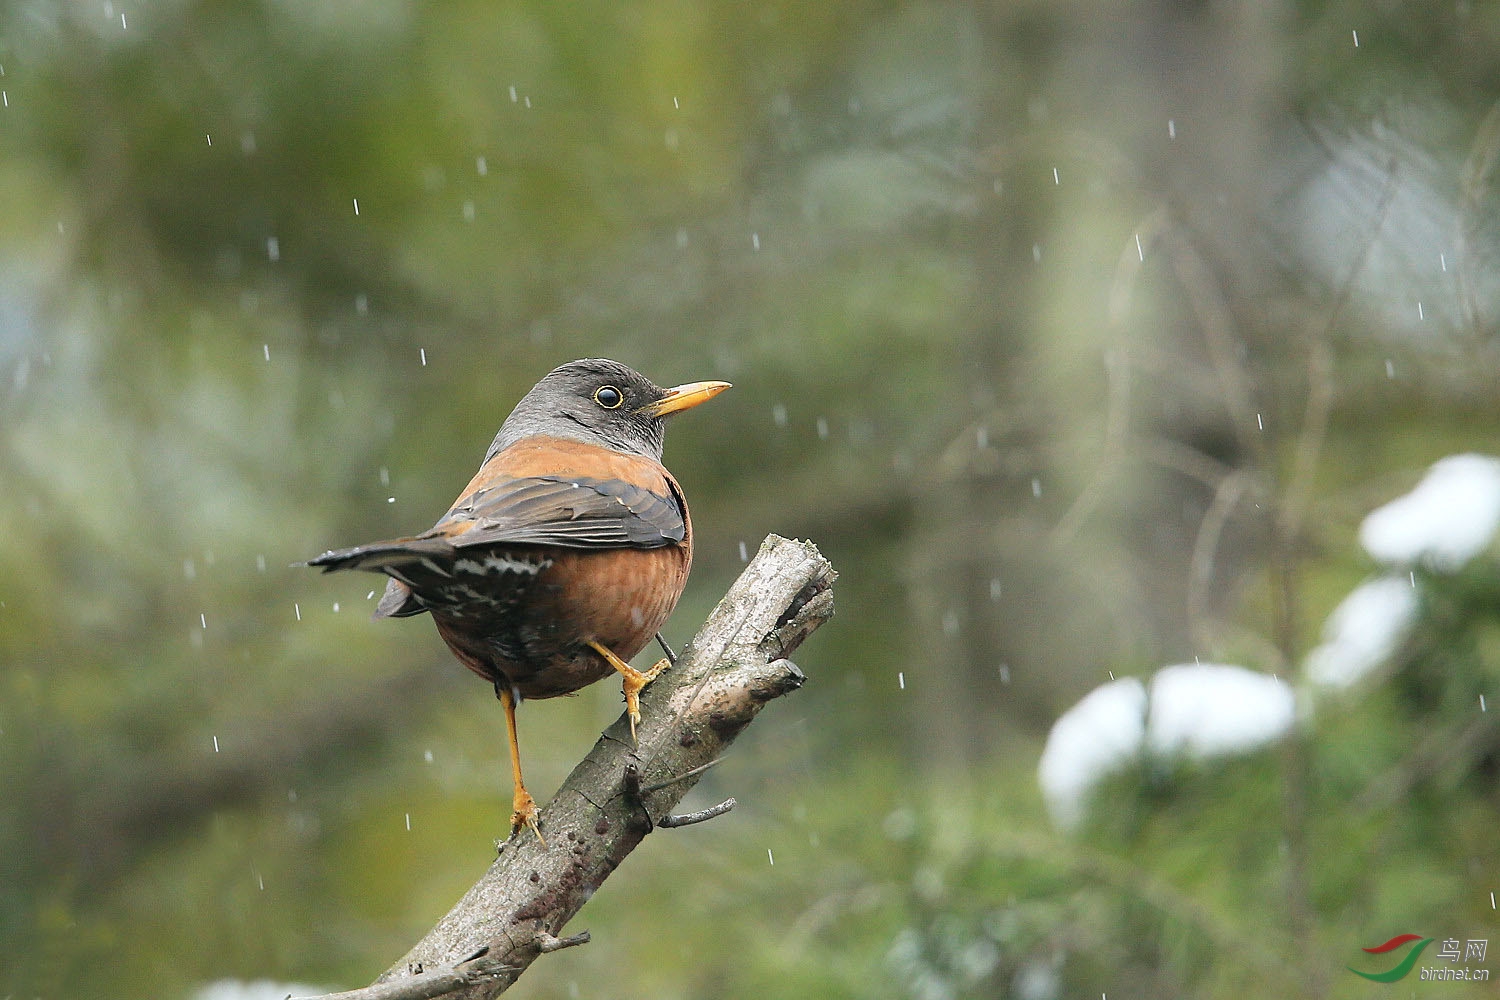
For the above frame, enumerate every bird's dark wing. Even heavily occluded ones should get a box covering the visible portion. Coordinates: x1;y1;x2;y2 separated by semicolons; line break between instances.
430;475;685;550
302;475;685;620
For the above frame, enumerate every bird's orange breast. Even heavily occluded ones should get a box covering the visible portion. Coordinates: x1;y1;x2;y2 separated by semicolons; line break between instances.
431;435;694;699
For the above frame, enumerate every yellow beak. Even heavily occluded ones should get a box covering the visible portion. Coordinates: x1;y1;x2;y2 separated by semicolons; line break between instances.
640;380;732;417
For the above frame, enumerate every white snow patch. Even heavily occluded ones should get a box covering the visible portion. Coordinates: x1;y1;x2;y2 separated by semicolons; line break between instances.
1146;663;1294;758
1038;677;1146;830
1360;453;1500;571
1304;576;1418;688
1041;664;1297;830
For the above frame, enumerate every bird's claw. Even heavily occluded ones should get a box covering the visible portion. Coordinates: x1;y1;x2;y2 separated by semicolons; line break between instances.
511;787;546;847
621;656;670;744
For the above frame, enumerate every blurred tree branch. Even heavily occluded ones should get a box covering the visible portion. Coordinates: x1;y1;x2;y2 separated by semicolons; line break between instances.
296;534;836;1000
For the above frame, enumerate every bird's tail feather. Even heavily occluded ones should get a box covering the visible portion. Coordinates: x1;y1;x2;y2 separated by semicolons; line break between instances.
302;537;454;574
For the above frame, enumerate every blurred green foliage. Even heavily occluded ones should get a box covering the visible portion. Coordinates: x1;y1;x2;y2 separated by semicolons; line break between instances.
1;1;1498;998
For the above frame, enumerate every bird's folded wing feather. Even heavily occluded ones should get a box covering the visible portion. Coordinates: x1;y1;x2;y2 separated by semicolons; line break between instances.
429;475;685;550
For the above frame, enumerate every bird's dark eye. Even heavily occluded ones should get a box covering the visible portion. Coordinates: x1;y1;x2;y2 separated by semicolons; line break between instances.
593;385;624;409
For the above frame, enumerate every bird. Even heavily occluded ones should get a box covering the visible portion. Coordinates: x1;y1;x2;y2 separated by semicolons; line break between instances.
305;358;730;843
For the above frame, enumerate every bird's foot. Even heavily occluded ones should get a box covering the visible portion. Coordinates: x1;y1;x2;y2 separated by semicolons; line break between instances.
587;640;670;744
510;786;546;847
621;657;671;743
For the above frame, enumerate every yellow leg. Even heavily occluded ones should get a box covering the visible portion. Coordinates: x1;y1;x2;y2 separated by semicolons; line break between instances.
499;686;545;846
586;640;670;743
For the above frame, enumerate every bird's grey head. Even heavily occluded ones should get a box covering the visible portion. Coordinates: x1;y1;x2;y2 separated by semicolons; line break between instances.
485;359;730;463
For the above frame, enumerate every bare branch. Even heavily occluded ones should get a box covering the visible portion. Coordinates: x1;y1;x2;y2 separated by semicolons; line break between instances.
659;797;737;828
639;757;724;793
300;534;835;1000
1051;206;1169;544
534;931;591;954
1186;468;1255;647
293;957;512;1000
1456;97;1500;339
1166;225;1261;463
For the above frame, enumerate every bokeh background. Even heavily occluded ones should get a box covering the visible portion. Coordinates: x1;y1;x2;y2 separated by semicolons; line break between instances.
2;1;1498;998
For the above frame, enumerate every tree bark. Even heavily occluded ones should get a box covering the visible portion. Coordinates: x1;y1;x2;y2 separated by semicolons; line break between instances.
297;534;836;1000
